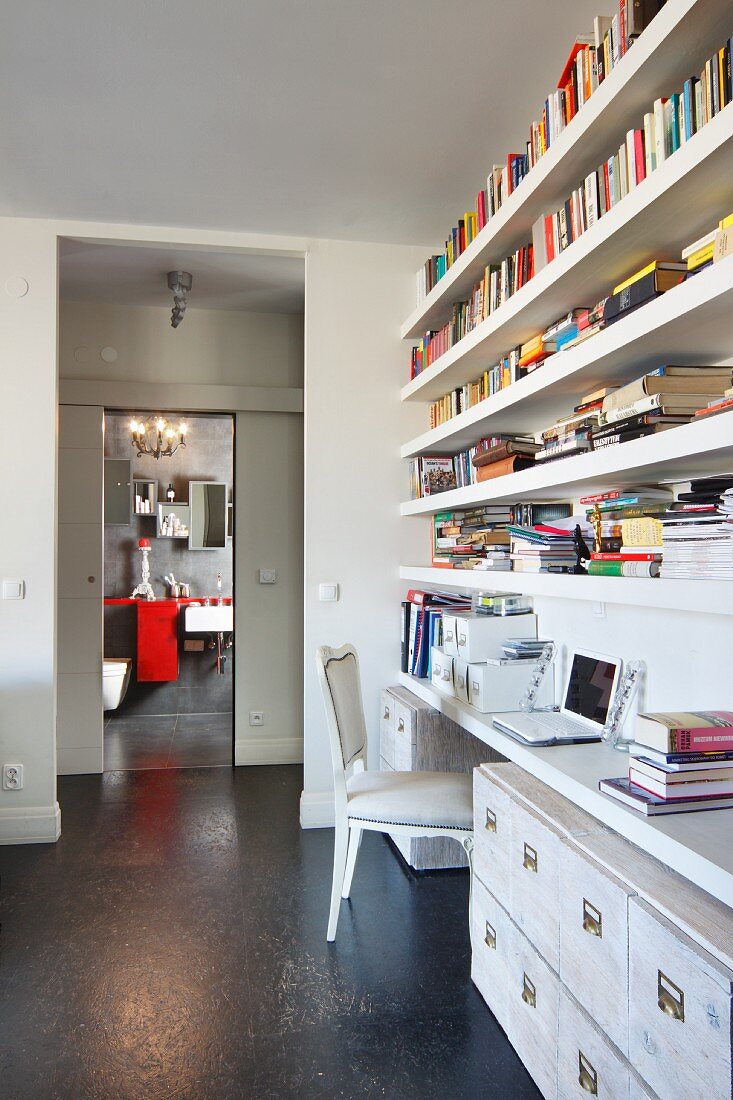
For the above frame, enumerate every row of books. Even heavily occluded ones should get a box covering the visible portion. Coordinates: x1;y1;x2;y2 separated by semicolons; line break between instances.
409;433;540;499
422;222;733;431
414;3;667;305
401;589;472;678
533;34;733;273
410;244;533;379
601;710;733;815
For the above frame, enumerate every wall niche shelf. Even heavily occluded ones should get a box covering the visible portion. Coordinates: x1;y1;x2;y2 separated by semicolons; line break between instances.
133;479;157;516
157;502;190;539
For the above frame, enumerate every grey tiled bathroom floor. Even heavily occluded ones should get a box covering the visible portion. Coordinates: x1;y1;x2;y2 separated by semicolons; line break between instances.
104;711;232;770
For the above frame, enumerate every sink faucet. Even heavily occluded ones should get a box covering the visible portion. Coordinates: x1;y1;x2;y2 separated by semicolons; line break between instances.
216;571;223;606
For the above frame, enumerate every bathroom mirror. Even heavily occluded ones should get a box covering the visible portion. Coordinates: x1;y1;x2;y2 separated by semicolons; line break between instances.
189;481;228;550
104;458;132;525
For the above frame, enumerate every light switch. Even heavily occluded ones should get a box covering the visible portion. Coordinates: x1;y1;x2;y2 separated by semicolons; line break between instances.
2;579;25;600
319;582;339;602
259;569;277;584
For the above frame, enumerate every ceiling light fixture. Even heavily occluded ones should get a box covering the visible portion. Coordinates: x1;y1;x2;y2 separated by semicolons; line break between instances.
167;270;192;328
130;416;188;459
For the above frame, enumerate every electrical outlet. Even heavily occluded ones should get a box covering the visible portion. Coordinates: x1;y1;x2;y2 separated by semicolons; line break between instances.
3;764;23;790
249;711;264;727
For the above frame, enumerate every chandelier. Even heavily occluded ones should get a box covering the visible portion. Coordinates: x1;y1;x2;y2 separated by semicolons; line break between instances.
130;416;187;459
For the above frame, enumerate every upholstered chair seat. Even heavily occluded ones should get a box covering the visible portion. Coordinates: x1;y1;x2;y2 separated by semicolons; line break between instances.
346;770;473;831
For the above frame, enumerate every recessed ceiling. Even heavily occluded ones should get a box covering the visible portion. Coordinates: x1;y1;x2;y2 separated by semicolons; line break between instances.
60;239;305;313
2;0;602;245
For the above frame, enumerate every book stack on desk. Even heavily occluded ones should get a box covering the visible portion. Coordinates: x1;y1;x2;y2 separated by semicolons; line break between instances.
600;711;733;815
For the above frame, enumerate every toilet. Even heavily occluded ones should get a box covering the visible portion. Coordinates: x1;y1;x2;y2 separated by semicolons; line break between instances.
103;658;132;711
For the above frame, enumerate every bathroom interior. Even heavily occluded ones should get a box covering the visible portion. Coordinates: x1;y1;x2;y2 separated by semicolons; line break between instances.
103;410;235;770
57;238;305;778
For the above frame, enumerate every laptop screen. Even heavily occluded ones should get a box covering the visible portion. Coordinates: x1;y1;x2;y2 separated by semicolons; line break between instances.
563;652;619;726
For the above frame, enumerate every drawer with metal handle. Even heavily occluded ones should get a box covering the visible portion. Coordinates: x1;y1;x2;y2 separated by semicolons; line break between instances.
470;876;511;1034
628;897;733;1100
473;765;513;908
559;837;636;1055
508;796;564;972
379;689;396;769
558;985;630;1100
508;920;560;1100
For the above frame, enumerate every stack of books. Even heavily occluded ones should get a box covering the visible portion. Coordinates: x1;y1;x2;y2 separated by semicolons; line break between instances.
660;477;733;580
470;438;539;483
602;261;686;326
593;365;733;448
507;524;577;574
582;488;670;556
432;507;514;570
683;212;733;275
600;711;733;815
695;386;733;423
536;398;602;463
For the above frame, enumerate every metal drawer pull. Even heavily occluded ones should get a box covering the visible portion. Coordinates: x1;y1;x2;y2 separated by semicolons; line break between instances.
657;971;685;1022
523;842;538;873
521;973;536;1008
578;1052;598;1095
441;670;450;681
582;898;603;938
485;808;497;832
397;718;405;733
445;630;454;642
383;706;390;720
484;920;496;950
458;634;466;645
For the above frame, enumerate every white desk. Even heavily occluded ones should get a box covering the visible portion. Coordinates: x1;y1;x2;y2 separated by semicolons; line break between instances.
400;672;733;909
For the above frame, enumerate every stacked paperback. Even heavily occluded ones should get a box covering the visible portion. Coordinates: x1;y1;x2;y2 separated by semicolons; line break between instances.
432;507;513;570
660;477;733;580
536;394;603;462
507;524;577;574
600;711;733;814
593;364;733;448
583;487;671;575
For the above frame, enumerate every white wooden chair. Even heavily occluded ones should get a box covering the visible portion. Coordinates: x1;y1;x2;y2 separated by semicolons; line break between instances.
316;643;474;942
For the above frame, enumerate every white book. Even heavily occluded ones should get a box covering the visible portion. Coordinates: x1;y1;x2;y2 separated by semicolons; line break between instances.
611;14;621;66
653;98;667;166
643;112;656;175
626;129;637;191
618;143;629;200
585;172;598;227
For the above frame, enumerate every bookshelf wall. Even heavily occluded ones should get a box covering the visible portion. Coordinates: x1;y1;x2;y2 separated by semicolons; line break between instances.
398;0;733;618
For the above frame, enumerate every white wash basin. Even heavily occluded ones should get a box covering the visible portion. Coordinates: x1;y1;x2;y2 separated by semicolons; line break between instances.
184;604;233;632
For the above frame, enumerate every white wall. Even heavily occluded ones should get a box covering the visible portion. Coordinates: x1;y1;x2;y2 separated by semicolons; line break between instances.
300;238;426;826
60;301;304;387
0;220;60;842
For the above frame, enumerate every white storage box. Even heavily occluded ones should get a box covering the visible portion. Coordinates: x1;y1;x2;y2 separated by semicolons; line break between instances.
453;658;469;703
455;612;537;663
467;660;554;714
430;646;454;696
442;614;459;658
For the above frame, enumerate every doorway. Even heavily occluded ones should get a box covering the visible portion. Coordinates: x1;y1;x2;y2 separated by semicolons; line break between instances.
103;410;235;770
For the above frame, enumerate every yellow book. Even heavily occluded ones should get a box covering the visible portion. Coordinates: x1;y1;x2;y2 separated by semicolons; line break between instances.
613;261;660;295
520;334;543;356
686;241;715;270
621;517;663;547
719;212;733;230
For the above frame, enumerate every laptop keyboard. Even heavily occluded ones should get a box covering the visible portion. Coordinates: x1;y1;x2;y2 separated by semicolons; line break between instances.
533;712;597;738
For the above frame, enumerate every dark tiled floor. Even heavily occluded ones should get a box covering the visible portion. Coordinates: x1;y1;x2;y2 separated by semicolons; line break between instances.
104;711;232;770
0;766;541;1099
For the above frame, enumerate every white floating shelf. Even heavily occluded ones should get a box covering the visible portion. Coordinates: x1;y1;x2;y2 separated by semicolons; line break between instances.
401;259;733;458
402;106;733;403
401;413;733;515
398;673;733;908
399;565;733;617
401;0;733;342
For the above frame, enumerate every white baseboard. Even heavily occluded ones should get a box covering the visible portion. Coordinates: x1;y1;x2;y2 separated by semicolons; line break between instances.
57;746;104;775
234;736;303;766
0;802;61;845
299;789;335;829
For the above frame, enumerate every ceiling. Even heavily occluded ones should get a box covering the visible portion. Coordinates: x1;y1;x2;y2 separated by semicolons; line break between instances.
2;0;602;246
60;239;305;312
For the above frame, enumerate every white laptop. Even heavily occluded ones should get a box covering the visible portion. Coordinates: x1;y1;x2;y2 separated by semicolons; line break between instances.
493;647;622;746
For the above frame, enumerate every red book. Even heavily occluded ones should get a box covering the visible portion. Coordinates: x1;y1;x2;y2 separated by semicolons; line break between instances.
591;552;662;561
634;129;646;183
543;216;555;263
557;40;593;88
619;0;627;55
477;189;486;230
602;162;611;209
580;490;626;504
636;711;733;754
577;308;591;330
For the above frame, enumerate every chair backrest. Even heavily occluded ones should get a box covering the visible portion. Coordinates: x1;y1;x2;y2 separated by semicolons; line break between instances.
315;644;368;785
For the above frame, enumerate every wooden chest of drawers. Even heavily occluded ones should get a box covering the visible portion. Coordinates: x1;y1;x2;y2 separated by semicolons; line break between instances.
472;761;733;1100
